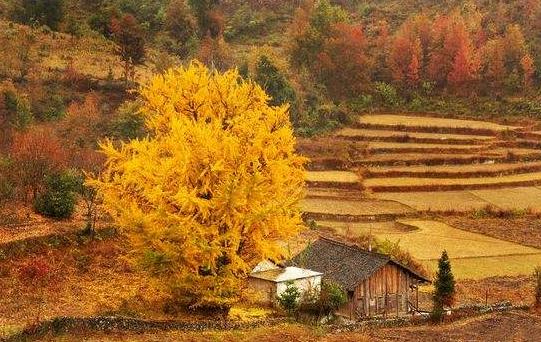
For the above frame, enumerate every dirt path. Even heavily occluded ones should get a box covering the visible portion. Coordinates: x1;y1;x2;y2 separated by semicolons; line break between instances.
368;311;541;342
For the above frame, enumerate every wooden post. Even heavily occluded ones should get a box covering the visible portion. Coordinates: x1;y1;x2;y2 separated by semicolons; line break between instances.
364;280;370;317
405;274;410;314
384;293;387;319
396;293;399;317
416;284;419;310
350;292;353;319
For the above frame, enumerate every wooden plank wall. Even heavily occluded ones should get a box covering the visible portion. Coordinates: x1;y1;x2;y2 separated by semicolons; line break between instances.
350;264;416;318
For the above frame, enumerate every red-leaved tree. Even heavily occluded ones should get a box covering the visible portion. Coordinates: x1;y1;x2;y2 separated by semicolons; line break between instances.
10;127;67;201
315;23;370;99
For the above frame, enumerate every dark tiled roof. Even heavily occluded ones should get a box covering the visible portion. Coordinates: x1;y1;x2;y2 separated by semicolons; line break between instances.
290;237;429;290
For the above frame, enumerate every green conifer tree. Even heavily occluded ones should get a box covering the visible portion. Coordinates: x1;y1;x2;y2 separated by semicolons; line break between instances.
432;250;456;320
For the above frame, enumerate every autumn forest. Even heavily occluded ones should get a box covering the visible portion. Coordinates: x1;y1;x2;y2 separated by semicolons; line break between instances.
1;0;541;341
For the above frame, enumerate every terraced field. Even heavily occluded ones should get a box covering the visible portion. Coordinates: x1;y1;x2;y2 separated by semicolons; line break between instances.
300;113;541;279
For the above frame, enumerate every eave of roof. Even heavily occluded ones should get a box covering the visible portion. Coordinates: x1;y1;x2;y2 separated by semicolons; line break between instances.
249;266;323;283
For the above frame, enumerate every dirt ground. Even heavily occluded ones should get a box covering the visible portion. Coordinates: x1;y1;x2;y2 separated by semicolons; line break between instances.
445;216;541;249
370;310;541;342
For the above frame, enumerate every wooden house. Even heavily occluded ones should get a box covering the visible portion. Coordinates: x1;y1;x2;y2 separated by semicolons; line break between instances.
290;237;430;319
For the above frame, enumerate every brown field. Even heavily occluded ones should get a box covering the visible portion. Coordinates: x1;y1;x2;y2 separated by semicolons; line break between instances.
470;186;541;211
305;187;364;199
456;276;535;306
296;137;368;160
358;114;518;133
371;311;541;342
366;142;486;154
355;152;529;167
445;216;541;249
300;198;415;216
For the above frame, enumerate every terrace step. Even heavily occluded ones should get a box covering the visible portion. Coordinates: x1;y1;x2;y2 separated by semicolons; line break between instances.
355;114;519;136
306;187;365;200
301;198;415;217
336;128;494;145
352;150;541;167
364;171;541;192
366;142;487;154
367;161;541;179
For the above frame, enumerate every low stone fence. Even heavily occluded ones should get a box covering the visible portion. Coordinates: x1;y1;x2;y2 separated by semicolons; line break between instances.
3;316;288;342
327;301;530;332
3;302;529;341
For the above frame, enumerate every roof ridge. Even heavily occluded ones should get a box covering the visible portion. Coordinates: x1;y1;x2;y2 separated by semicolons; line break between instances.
318;236;390;261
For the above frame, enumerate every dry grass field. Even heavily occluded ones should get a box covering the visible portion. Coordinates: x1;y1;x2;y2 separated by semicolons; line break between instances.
373;187;541;212
356;152;516;167
0;20;156;83
358;114;518;132
300;198;414;216
365;172;541;192
305;187;364;199
304;113;541;282
321;216;541;279
373;191;490;212
425;254;541;280
316;220;415;235
368;161;541;178
354;220;540;260
305;171;359;183
0;239;166;336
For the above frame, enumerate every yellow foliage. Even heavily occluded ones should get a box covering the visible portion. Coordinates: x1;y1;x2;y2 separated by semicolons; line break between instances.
228;306;272;321
90;61;306;309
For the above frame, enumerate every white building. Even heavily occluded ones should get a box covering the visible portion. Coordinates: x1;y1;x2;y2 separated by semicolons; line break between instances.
248;261;322;305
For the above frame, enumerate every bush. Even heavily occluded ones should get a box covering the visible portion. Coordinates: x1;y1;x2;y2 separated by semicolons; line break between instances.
15;0;65;31
277;281;301;315
224;3;273;41
39;94;65;121
254;55;297;109
34;170;78;219
299;280;346;317
318;281;347;315
110;101;146;140
374;82;402;107
295;103;351;137
1;84;33;130
0;157;14;205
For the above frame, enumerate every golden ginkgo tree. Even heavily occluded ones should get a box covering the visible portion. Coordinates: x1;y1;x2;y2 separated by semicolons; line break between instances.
90;61;306;310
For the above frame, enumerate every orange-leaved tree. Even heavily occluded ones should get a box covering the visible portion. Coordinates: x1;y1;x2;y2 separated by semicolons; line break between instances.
89;61;306;311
